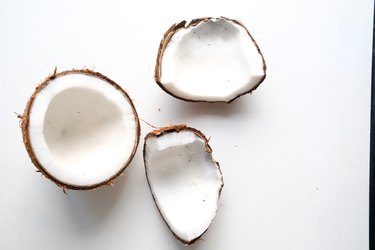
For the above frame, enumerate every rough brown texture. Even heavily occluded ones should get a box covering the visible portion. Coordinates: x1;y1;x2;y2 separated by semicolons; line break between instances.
154;16;267;103
143;124;224;245
21;68;141;190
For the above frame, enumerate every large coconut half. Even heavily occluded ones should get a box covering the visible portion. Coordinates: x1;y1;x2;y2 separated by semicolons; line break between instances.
155;17;266;103
21;69;140;190
143;125;224;245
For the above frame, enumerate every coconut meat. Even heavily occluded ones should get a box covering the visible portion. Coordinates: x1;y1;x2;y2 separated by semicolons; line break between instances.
28;73;138;186
144;130;223;243
159;18;265;102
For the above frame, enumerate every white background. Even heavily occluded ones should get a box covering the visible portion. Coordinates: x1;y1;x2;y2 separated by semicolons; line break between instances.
0;0;373;249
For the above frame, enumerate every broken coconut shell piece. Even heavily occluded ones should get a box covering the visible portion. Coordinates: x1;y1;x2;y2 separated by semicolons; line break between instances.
21;69;140;190
155;17;266;103
143;125;224;245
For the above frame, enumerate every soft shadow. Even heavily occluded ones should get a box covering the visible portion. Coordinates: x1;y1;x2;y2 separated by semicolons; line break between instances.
166;95;255;120
62;166;131;232
170;234;208;250
178;18;240;46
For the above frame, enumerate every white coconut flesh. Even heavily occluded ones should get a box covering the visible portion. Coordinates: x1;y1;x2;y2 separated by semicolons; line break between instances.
158;18;266;102
27;72;138;187
144;128;223;244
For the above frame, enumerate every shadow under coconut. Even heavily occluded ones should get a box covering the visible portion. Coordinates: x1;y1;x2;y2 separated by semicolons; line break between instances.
169;231;215;250
63;169;131;233
167;95;256;120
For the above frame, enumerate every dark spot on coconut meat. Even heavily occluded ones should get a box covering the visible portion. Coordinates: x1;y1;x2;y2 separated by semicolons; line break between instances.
186;154;193;163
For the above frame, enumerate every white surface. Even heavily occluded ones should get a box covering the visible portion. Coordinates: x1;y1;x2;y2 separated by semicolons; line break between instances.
0;0;372;249
160;18;265;102
30;73;138;186
144;130;223;243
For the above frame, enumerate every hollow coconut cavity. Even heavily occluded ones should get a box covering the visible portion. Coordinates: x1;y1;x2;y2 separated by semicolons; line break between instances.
143;125;224;245
21;69;140;190
155;17;266;103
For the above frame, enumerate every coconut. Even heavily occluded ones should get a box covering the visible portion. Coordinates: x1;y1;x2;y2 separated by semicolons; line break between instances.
21;69;140;190
155;17;267;103
143;125;224;245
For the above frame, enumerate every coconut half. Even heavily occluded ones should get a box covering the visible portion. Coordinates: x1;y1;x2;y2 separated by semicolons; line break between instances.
21;69;140;190
143;125;224;245
155;17;266;103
